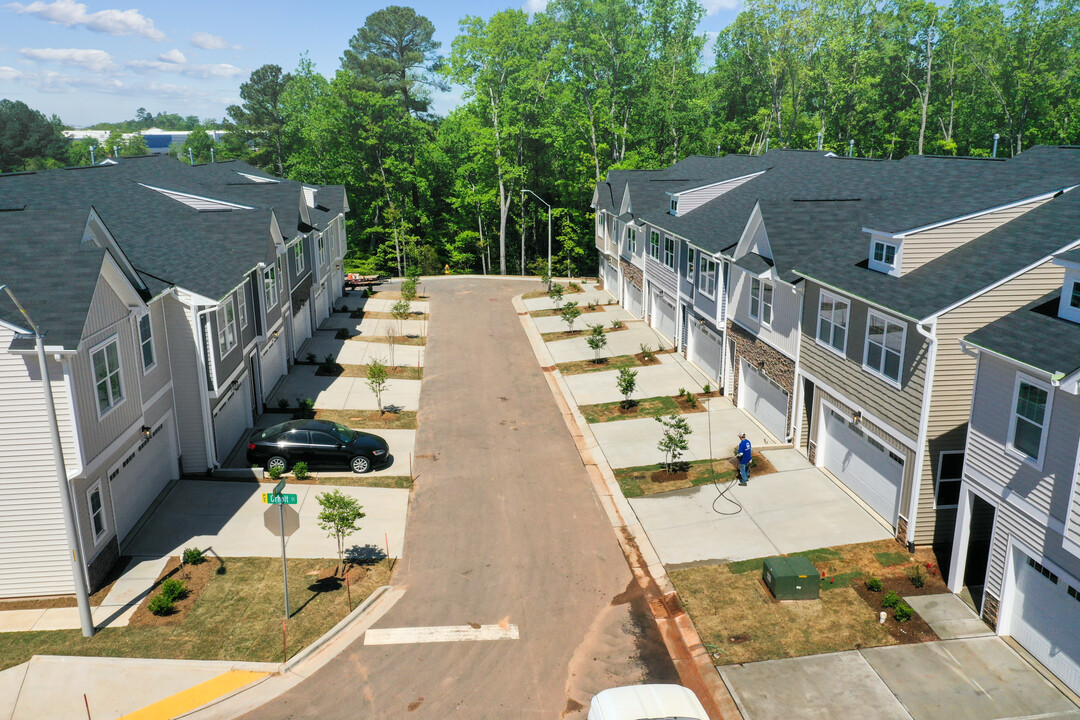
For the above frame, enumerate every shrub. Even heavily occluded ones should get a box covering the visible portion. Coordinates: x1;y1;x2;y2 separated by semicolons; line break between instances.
292;461;310;480
685;394;698;409
268;465;284;480
305;352;316;364
298;398;315;418
569;282;582;292
611;319;623;329
148;594;174;616
276;398;289;410
182;547;204;565
639;343;655;361
340;304;350;313
335;328;350;340
160;578;188;602
587;299;598;311
677;387;687;398
906;564;926;588
702;383;711;393
881;590;901;608
895;602;914;622
865;576;883;592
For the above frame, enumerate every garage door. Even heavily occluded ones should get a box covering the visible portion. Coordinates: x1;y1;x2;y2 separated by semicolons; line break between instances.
260;332;287;400
821;407;904;524
313;284;329;328
213;373;252;463
602;258;618;292
624;280;643;319
689;322;722;384
651;291;677;342
291;302;312;359
110;416;179;542
1009;553;1080;694
740;359;789;440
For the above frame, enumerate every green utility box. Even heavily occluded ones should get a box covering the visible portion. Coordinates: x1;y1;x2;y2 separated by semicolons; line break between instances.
762;556;820;600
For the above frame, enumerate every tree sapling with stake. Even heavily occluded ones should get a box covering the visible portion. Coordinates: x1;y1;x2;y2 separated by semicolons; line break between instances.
617;367;638;409
586;323;607;361
316;489;365;572
656;413;692;473
561;300;582;332
367;358;389;413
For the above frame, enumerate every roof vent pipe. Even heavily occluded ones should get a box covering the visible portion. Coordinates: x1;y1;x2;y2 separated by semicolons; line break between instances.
848;139;855;158
188;148;194;165
114;145;119;158
717;144;721;157
817;132;823;151
992;133;1000;158
90;146;95;164
765;137;770;153
210;147;215;163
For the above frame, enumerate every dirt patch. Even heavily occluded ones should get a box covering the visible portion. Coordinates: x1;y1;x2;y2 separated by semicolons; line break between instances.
349;334;426;346
649;468;689;483
314;363;422;380
129;555;221;627
852;581;938;644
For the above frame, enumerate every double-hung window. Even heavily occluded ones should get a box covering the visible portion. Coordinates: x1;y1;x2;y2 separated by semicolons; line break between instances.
626;227;636;254
87;482;106;542
669;197;678;214
318;234;327;265
864;311;905;384
1071;281;1080;309
750;278;773;325
817;292;849;353
264;266;278;308
218;297;238;356
700;257;717;297
663;236;675;268
650;231;660;260
237;287;248;329
138;314;155;371
684;247;696;282
294;240;305;273
1009;375;1051;463
92;338;123;416
935;451;964;508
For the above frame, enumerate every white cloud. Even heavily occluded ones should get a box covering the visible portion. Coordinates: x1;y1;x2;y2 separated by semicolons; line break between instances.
700;0;739;15
158;48;185;64
189;31;239;50
522;0;547;12
4;65;225;100
19;46;116;71
0;65;24;80
6;0;166;40
127;58;244;79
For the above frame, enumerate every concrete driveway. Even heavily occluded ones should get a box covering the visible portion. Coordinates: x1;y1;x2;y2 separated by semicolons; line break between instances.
626;449;891;566
334;297;430;314
591;396;778;469
546;322;674;363
268;365;420;411
720;636;1080;720
522;286;615;312
124;479;409;559
321;315;427;338
299;333;425;367
531;305;632;333
565;354;711;406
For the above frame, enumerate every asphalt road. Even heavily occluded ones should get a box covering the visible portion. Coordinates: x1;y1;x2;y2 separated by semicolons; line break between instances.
245;277;675;720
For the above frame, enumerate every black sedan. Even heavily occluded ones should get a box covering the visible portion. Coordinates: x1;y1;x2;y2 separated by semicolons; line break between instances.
246;419;390;474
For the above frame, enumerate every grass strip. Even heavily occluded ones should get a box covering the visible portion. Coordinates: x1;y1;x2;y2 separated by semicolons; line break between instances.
314;409;418;430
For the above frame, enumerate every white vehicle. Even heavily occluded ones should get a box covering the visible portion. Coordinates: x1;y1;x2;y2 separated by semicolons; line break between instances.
587;684;710;720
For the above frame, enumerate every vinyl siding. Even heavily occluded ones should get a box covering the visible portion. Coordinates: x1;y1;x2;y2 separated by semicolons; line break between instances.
692;269;723;323
239;278;257;349
729;266;799;359
917;260;1067;545
899;196;1054;275
163;293;208;472
674;172;764;215
800;283;927;441
0;325;77;598
138;298;170;404
209;288;245;390
645;255;678;297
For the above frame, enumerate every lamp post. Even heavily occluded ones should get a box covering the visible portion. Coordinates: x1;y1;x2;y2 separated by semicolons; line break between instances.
521;189;552;289
0;286;95;637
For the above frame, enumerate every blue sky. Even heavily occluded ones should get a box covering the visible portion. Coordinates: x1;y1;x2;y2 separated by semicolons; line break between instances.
0;0;741;127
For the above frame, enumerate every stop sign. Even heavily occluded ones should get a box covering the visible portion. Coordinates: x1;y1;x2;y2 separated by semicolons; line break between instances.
264;504;300;537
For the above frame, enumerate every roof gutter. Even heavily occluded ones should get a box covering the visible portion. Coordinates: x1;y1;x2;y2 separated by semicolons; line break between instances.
793;271;921;323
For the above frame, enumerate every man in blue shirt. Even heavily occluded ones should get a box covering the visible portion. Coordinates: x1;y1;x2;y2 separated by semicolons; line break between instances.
737;432;752;485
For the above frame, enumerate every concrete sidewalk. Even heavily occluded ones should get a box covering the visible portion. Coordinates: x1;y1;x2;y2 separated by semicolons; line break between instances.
334;297;430;314
530;305;631;333
268;365;420;411
546;322;674;364
564;353;711;406
522;286;615;312
299;332;425;367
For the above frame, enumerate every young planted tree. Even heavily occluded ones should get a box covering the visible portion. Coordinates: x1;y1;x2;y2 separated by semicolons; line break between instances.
315;489;366;570
656;413;692;473
617;368;638;409
367;358;389;413
391;298;412;338
548;283;564;309
561;300;582;333
586;323;607;362
400;277;419;303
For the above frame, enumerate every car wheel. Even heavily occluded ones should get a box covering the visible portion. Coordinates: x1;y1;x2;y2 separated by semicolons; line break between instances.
351;455;371;474
266;456;288;473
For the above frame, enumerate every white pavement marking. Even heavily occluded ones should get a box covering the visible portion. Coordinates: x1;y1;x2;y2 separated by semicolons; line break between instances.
365;624;520;645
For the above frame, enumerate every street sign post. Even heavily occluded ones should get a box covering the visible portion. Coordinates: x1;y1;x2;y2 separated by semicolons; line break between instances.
262;493;298;504
263;481;298;618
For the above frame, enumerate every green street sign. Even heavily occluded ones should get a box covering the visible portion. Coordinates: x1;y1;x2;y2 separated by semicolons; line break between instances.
263;493;298;505
273;479;287;495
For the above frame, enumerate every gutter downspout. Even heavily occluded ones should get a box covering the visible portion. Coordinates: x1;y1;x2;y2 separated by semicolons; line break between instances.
193;305;219;470
789;283;805;443
907;318;938;552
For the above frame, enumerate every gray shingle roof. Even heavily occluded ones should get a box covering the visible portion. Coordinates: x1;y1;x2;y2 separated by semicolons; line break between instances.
965;290;1080;378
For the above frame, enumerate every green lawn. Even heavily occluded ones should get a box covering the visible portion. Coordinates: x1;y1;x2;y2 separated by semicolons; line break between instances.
556;354;650;376
579;395;706;424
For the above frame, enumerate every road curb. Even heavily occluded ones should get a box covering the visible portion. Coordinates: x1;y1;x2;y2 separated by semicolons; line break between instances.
512;292;742;720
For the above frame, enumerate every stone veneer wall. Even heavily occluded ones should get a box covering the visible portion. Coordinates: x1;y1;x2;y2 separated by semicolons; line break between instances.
620;258;643;290
726;320;795;419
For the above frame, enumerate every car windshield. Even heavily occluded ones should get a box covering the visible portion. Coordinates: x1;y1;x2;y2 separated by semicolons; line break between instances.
329;422;356;442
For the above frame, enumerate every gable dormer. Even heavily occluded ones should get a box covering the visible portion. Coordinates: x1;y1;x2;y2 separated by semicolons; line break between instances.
732;203;774;263
619;184;632;216
667;171;766;217
1053;250;1080;324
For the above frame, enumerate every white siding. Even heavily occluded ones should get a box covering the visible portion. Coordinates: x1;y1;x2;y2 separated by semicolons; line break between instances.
674;172;765;215
163;294;209;472
0;325;77;597
728;266;799;359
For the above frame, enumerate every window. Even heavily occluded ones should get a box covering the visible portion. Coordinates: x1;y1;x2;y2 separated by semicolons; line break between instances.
650;231;660;260
294;240;305;272
664;236;675;268
1010;375;1051;462
684;247;695;282
870;240;899;273
597;213;603;232
701;257;717;297
237;287;248;329
750;278;773;325
817;292;849;353
138;314;155;371
92;338;123;415
936;451;964;508
1071;281;1080;309
1027;557;1059;584
87;482;106;542
626;226;636;254
264;266;278;308
218;297;237;356
864;311;905;383
670;197;678;214
318;234;327;265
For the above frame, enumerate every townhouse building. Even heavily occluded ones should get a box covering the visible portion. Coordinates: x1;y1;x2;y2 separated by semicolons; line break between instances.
0;155;348;598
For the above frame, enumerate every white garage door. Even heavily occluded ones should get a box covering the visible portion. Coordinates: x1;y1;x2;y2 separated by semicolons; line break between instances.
1009;553;1080;694
213;373;252;463
260;333;287;399
291;302;312;358
822;407;904;524
624;280;643;319
602;258;618;292
651;291;677;342
110;417;179;542
740;360;789;440
689;322;723;384
314;284;330;328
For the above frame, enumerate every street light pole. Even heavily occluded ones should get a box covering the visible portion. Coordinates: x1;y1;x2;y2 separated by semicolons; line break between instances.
522;189;552;289
0;286;94;636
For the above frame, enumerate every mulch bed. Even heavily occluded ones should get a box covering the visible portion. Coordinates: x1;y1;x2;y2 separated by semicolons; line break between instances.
851;575;942;644
129;555;221;627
